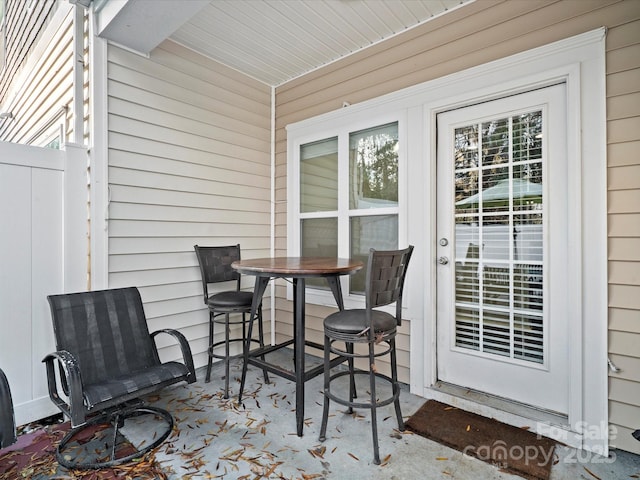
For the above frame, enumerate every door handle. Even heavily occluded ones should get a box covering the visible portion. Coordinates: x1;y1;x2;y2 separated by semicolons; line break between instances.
438;256;449;265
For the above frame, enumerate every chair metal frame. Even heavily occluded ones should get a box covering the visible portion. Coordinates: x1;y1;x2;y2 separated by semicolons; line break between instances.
319;246;413;464
194;244;268;398
0;367;17;449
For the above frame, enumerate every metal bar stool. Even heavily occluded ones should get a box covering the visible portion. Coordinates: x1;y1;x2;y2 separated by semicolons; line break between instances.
194;245;269;398
319;246;413;464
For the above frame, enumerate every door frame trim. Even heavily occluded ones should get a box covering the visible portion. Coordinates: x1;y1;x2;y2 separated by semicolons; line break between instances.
414;29;606;454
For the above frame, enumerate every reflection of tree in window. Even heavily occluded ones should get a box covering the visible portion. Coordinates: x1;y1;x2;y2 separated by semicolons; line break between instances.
513;111;542;165
454;111;543;206
350;123;398;209
482;118;509;191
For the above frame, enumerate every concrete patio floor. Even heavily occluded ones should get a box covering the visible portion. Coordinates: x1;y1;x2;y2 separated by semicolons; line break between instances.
137;349;640;480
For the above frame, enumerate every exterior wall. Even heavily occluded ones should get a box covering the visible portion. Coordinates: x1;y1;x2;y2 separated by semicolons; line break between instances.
0;0;57;103
0;0;76;145
106;40;272;371
606;12;640;455
275;0;640;454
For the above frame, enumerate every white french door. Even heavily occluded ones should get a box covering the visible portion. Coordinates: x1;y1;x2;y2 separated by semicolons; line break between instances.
435;84;569;414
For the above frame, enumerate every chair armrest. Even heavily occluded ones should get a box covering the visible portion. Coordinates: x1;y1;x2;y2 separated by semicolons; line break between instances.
151;329;196;383
0;368;17;448
42;350;86;426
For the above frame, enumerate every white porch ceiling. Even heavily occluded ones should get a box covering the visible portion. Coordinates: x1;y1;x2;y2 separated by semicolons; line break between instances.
96;0;472;87
170;0;470;86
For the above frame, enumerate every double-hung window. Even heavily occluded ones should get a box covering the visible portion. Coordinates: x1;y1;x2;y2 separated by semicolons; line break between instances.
289;116;403;305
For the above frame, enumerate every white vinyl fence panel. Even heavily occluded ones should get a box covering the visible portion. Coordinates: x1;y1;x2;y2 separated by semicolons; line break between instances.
0;141;87;425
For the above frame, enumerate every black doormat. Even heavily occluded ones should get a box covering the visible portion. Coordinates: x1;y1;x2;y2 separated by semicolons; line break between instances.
405;400;556;480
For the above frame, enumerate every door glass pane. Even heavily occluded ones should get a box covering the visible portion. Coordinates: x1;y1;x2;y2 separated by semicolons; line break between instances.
484;265;510;308
453;110;544;364
482;215;509;260
514;213;543;261
514;312;543;362
513;112;543;162
349;122;398;210
301;218;337;289
482;118;509;167
482;309;510;357
454;125;480;215
481;167;509;213
514;264;543;311
513;162;543;211
455;307;479;350
349;215;398;294
301;138;338;213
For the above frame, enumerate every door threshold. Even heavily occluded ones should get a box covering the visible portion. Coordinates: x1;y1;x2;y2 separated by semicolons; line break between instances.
427;381;579;448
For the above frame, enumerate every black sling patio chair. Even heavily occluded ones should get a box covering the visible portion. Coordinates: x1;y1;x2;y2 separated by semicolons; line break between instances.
319;246;413;465
0;367;17;449
43;286;196;469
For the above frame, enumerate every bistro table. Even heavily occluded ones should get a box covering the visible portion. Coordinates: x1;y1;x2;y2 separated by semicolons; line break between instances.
232;256;363;436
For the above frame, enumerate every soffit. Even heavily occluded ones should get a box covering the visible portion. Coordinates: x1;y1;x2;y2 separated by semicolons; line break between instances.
169;0;473;86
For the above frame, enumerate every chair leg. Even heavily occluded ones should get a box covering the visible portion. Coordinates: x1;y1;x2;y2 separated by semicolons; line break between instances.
390;338;404;431
223;313;231;399
205;312;214;383
319;334;331;442
238;308;256;404
347;341;356;413
369;341;380;465
257;306;269;383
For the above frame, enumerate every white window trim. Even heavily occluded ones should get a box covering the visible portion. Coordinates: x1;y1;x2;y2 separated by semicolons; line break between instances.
287;28;606;454
27;106;66;148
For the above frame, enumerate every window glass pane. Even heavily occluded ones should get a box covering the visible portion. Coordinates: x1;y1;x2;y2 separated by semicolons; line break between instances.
482;309;510;357
349;215;398;294
513;111;542;162
45;137;61;149
514;213;543;262
455;217;479;260
482;118;509;167
301;218;337;289
514;264;543;311
481;166;509;212
455;261;479;304
300;138;338;213
514;312;543;363
455;124;479;169
484;265;509;308
513;162;543;211
482;215;509;260
455;307;479;350
455;170;479;215
349;122;398;210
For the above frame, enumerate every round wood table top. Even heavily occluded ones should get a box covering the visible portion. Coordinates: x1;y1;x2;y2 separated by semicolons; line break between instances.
231;256;363;277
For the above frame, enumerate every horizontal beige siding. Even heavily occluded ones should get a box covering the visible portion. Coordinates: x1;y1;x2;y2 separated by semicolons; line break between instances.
275;0;640;453
0;0;55;103
607;9;640;454
106;40;272;372
0;2;75;144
